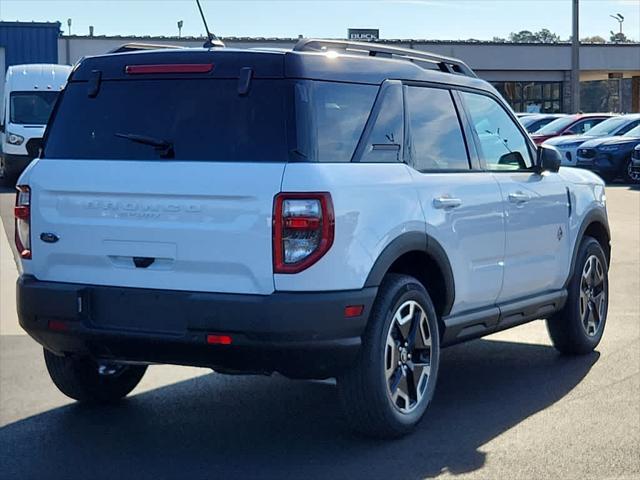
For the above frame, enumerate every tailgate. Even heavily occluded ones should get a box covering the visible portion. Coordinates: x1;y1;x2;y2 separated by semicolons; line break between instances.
25;160;284;294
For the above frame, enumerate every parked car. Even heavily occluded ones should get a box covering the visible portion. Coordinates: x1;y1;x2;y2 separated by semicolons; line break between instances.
530;113;613;145
576;124;640;183
15;40;611;438
518;113;566;133
545;114;640;165
0;64;72;186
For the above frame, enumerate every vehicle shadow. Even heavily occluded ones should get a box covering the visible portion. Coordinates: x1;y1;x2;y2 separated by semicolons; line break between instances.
0;338;598;479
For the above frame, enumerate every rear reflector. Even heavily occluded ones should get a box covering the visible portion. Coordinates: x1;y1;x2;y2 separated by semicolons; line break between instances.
344;305;364;318
206;334;233;345
48;320;68;332
125;63;214;75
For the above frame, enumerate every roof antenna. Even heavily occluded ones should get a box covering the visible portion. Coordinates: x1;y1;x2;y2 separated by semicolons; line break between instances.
195;0;225;48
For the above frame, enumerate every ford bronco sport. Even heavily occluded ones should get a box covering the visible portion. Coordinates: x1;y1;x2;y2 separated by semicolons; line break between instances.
16;40;611;438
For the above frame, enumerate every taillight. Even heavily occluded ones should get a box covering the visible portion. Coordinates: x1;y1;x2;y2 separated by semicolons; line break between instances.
14;185;31;259
273;193;334;274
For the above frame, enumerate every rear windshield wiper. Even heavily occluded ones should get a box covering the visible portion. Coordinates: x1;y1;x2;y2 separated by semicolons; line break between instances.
114;132;175;159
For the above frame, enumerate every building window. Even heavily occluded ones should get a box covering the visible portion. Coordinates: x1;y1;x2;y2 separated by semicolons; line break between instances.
491;81;563;113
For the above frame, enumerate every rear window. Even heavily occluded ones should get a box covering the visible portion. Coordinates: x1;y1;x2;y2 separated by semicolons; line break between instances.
44;79;292;162
44;78;379;163
10;91;59;125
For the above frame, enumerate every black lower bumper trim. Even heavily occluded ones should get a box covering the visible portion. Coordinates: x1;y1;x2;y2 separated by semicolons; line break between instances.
17;275;377;378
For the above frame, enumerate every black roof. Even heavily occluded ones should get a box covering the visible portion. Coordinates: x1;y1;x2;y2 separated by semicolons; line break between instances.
70;39;494;93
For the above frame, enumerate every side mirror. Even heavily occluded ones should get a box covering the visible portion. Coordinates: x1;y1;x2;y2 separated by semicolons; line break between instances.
537;145;562;173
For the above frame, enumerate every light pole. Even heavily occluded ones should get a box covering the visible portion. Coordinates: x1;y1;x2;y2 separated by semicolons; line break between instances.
67;18;72;36
177;20;183;38
571;0;580;113
610;13;624;35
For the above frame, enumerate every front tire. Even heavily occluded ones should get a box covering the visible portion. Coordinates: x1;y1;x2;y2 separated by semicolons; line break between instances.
623;157;640;184
337;274;440;438
546;237;608;355
44;349;147;403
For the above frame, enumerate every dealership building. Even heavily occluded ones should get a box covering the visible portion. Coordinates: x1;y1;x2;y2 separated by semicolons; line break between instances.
1;21;639;113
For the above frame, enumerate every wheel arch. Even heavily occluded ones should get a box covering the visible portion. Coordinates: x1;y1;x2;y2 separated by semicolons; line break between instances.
566;209;611;288
364;232;455;318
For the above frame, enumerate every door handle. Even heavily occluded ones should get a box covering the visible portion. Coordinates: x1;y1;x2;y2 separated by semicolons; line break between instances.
433;196;463;209
508;191;531;204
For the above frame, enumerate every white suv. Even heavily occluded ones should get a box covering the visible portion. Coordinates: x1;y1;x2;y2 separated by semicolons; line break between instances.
16;40;611;438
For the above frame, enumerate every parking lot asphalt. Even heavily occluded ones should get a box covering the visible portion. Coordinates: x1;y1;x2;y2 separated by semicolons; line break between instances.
0;184;638;480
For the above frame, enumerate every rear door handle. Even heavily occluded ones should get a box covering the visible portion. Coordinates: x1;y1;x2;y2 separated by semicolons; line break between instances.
433;196;463;209
508;191;531;204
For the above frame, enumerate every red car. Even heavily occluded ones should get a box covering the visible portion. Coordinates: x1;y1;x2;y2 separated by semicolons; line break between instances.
530;113;614;145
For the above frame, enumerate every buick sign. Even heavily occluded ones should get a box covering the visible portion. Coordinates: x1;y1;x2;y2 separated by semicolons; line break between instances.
348;29;379;42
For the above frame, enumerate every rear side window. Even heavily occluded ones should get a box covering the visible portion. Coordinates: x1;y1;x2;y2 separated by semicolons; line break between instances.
44;79;291;162
294;81;377;162
405;86;469;171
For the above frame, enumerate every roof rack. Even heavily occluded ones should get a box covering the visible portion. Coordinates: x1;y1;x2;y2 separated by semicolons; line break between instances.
108;43;185;53
293;39;476;78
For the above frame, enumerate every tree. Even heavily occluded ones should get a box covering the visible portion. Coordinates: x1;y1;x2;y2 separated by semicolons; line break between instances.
508;29;561;43
581;35;606;43
610;31;632;43
536;28;561;43
509;30;536;42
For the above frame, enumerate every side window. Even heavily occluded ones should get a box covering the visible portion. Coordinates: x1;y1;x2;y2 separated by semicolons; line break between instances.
571;119;600;134
405;86;469;171
461;91;533;171
356;82;403;163
618;120;640;135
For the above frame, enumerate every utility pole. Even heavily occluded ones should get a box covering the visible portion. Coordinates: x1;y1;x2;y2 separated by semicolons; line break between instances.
571;0;580;113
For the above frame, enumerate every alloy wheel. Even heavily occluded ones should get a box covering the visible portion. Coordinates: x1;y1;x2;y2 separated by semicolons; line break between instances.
579;255;606;337
627;160;640;184
384;300;433;413
97;361;127;377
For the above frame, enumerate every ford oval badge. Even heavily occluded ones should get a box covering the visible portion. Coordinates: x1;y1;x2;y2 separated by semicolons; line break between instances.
40;232;59;244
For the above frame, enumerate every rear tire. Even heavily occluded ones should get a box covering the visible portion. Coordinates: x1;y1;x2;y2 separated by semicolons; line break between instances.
337;274;440;438
546;237;608;355
44;348;147;403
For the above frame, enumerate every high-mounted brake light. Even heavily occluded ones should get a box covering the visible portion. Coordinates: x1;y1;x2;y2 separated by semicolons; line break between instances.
206;334;233;345
125;64;214;75
273;193;334;274
14;185;31;259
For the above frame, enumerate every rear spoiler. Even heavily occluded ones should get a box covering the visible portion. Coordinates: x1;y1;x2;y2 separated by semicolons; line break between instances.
108;43;185;53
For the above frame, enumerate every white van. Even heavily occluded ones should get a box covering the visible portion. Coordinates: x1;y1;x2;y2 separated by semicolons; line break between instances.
0;64;72;185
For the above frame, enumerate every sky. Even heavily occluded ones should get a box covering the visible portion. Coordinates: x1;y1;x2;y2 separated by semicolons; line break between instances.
0;0;638;41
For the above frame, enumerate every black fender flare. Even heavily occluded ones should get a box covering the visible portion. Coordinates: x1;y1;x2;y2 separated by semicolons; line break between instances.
565;208;611;288
364;231;456;316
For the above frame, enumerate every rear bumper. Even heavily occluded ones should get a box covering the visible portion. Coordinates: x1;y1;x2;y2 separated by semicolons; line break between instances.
17;275;377;378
